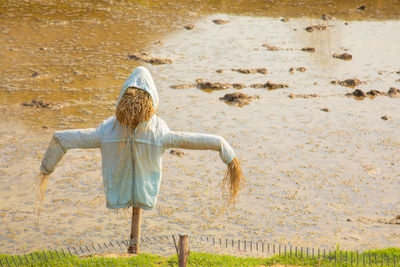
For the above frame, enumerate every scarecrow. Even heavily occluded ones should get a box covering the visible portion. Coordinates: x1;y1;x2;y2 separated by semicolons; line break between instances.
38;66;244;252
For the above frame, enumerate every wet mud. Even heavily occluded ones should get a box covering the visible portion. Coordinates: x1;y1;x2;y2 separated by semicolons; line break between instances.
219;92;260;106
128;52;173;65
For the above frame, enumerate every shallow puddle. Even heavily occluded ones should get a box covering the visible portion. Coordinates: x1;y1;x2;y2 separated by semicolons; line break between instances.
1;0;400;255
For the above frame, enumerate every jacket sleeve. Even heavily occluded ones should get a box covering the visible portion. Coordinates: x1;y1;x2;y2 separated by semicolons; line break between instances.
40;127;102;175
161;131;235;164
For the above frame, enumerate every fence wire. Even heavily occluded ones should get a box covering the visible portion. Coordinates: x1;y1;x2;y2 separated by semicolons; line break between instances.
0;234;398;266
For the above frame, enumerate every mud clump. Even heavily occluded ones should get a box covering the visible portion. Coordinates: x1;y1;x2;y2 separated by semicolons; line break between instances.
333;53;352;60
216;69;224;73
219;92;259;106
170;84;196;89
387;87;400;97
184;24;195;30
262;44;280;51
305;25;327;32
346;89;366;97
250;81;289;90
231;68;268;74
196;79;231;90
212;19;229;25
170;149;184;157
289;93;318;99
320;108;330;112
346;89;385;98
232;83;246;89
358;5;367;10
22;99;54;108
367;90;384;96
280;17;289;23
289;67;306;74
128;52;172;65
301;47;315;53
32;72;39;78
334;78;362;87
381;115;390;121
321;14;335;20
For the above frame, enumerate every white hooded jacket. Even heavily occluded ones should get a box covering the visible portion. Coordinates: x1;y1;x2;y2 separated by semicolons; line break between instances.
40;67;236;210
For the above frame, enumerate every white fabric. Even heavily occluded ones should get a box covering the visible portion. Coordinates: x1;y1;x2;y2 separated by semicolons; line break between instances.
41;66;236;210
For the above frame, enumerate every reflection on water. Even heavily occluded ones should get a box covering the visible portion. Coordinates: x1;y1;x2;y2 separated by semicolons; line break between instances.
0;0;400;255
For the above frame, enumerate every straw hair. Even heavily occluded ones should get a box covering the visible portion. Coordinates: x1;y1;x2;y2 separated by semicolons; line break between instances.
35;172;50;223
222;157;245;207
115;87;155;146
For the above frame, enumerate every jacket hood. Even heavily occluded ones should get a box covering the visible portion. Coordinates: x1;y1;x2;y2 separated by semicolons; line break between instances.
117;66;159;109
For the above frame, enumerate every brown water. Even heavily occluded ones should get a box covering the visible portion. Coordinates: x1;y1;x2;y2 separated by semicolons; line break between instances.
1;0;400;254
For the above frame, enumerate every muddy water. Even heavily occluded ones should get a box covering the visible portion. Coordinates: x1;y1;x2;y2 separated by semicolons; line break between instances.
1;0;400;254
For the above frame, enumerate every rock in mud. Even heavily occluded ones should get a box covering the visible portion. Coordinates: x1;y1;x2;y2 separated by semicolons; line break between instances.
216;69;224;73
22;99;54;108
301;47;315;53
219;92;259;106
250;81;289;90
231;68;268;74
184;24;195;30
128;52;172;65
212;19;229;25
196;79;231;90
320;108;330;112
338;79;362;87
305;25;327;32
333;53;352;60
387;87;400;97
346;89;366;97
288;93;318;98
280;17;289;23
170;84;196;89
170;149;184;157
381;115;390;120
31;72;39;78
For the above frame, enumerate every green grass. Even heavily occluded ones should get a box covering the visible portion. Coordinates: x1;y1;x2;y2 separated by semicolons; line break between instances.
1;248;399;266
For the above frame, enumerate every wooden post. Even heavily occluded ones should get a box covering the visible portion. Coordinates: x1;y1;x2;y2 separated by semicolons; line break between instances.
178;234;189;267
127;206;142;254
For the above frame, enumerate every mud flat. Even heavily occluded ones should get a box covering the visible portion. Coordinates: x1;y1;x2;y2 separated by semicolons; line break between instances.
1;2;400;254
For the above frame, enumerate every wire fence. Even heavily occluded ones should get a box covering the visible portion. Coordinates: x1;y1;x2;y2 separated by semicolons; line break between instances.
0;234;398;266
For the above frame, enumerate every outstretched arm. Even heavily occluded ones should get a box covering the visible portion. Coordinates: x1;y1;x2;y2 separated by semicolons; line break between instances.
161;131;244;206
40;128;101;175
161;131;235;164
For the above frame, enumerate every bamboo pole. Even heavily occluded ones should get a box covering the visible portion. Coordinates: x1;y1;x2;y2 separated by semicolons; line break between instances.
127;206;142;254
178;234;189;267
